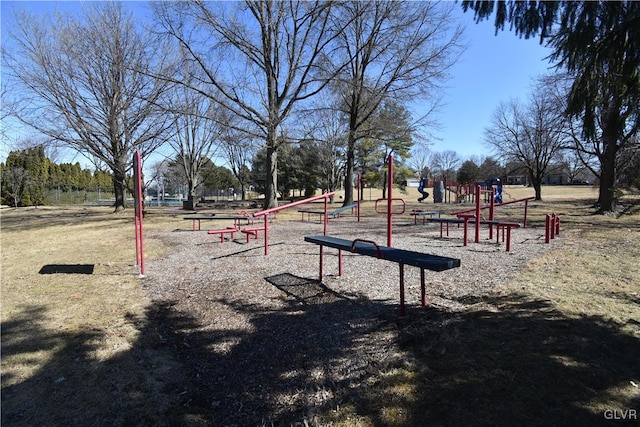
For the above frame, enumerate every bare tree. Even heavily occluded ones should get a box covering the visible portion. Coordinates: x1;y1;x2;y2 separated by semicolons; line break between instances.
407;146;433;178
1;166;29;208
165;79;227;208
155;1;347;209
329;1;464;205
557;149;591;184
485;88;569;200
220;129;256;201
431;150;462;182
4;3;173;211
302;99;347;196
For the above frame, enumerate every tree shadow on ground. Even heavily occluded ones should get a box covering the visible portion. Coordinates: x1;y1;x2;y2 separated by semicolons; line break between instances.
390;295;640;426
2;286;639;425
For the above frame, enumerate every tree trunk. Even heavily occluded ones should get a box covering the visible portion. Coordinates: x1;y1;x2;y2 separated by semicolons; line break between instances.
382;170;387;200
264;141;278;210
343;132;356;206
113;169;127;212
187;178;197;202
598;134;618;212
529;169;542;201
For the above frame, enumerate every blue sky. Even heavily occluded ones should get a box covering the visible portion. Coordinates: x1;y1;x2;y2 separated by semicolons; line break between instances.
432;6;554;159
1;1;554;165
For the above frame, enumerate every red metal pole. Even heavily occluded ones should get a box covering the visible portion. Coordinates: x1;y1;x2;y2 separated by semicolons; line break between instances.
489;188;495;240
523;199;529;228
475;185;481;243
263;215;269;255
357;173;361;222
135;216;141;267
338;249;343;276
463;217;469;246
545;214;550;243
323;196;328;235
420;269;427;307
319;246;323;280
133;149;145;277
399;263;406;316
253;191;336;217
387;154;393;247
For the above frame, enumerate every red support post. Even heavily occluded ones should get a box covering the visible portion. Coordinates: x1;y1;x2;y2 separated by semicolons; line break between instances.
387;153;393;247
420;269;427;307
463;217;470;246
545;214;551;243
488;189;495;240
399;263;406;316
357;173;361;222
263;215;269;255
323;197;328;235
133;149;145;277
475;185;481;243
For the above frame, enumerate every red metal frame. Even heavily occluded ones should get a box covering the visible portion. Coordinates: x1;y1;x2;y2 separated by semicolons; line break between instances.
133;149;145;277
252;192;336;255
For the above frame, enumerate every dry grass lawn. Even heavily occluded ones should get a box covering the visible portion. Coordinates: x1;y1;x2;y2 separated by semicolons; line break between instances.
1;185;639;425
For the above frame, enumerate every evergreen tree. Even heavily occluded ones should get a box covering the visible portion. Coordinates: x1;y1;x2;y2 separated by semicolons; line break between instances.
457;160;481;185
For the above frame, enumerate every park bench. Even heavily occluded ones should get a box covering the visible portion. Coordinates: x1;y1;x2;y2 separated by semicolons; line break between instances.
409;210;443;224
298;202;358;221
304;235;460;316
426;217;522;251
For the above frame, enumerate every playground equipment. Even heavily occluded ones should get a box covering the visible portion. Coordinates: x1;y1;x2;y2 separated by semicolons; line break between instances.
417;177;429;202
303;153;462;316
252;192;337;255
304;235;460;316
452;185;535;244
298;202;359;222
545;213;561;243
184;214;254;231
133;149;145;277
483;178;503;204
373;153;406;247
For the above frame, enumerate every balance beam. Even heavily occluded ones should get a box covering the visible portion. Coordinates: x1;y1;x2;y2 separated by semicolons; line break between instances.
304;235;460;316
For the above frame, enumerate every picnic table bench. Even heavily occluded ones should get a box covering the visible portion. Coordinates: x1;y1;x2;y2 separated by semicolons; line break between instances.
183;214;254;231
304;235;460;315
298;202;358;221
409;210;443;224
426;217;522;251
